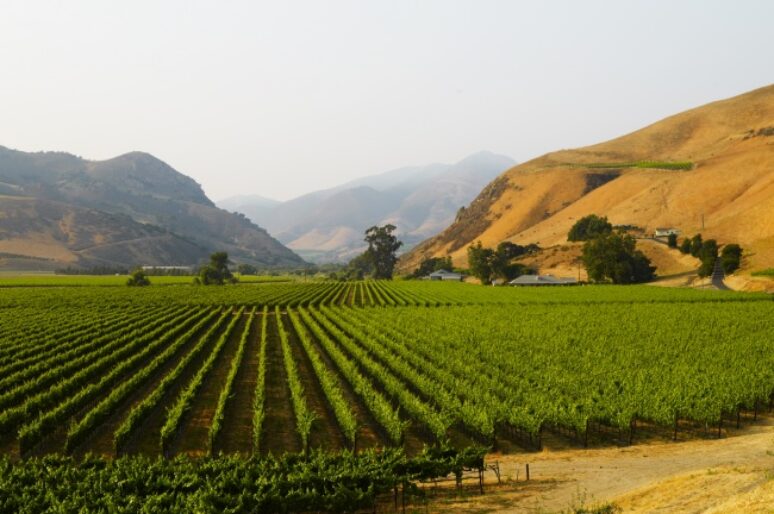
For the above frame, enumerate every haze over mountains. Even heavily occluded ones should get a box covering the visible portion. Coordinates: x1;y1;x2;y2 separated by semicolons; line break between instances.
219;151;515;262
400;85;774;276
0;147;304;270
3;84;771;278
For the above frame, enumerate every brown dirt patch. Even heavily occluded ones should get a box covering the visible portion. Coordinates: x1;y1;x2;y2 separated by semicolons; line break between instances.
421;416;774;513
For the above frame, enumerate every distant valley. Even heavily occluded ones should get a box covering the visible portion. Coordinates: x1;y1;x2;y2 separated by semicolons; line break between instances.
218;151;515;263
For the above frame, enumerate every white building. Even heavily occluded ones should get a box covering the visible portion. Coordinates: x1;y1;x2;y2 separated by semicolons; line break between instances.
509;274;578;286
426;269;465;281
654;228;679;237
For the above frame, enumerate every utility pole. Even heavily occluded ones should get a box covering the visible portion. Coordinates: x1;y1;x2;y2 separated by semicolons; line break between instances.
701;213;705;230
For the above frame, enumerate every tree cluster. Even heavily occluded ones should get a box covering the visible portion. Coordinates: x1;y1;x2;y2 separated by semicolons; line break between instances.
678;234;742;277
194;252;238;285
581;232;655;284
410;256;453;279
236;263;258;275
567;215;613;241
679;234;705;258
466;241;534;283
568;215;655;284
697;239;719;278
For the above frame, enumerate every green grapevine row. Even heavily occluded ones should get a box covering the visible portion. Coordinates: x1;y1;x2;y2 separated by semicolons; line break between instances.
160;308;244;455
208;307;255;454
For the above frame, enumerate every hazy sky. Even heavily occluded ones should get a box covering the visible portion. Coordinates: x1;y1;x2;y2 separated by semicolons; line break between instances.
1;1;772;201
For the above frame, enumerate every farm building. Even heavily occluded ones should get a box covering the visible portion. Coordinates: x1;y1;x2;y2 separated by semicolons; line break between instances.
425;270;465;281
654;228;679;237
509;274;578;286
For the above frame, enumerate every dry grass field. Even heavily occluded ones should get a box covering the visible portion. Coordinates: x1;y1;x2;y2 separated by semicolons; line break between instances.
403;85;774;278
424;417;773;513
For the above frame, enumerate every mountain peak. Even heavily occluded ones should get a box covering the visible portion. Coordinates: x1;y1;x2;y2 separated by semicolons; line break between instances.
0;147;305;269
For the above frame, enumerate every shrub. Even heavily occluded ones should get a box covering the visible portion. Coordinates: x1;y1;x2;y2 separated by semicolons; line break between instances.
126;269;150;287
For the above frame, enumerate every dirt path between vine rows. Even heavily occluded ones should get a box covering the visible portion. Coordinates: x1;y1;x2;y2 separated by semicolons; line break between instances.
426;417;774;513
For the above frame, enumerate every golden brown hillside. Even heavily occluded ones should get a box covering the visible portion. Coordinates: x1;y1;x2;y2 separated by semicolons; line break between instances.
400;85;774;278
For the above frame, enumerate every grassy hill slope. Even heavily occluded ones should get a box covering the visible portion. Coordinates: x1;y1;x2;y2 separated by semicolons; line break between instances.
400;85;774;276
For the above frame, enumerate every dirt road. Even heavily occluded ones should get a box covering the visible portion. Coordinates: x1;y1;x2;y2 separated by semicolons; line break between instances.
429;417;774;513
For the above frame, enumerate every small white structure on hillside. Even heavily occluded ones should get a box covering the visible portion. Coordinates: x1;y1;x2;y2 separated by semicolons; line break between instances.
426;270;465;281
509;274;578;286
654;228;679;237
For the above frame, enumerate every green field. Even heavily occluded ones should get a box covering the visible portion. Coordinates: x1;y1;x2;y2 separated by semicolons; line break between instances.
566;160;694;170
0;281;771;511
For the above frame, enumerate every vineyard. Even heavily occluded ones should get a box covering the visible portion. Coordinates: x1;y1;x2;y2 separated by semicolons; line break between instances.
0;281;772;511
0;281;771;459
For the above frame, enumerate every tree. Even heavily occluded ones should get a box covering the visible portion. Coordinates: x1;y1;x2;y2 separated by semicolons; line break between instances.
721;244;742;274
346;253;373;280
689;234;703;258
667;233;678;248
411;256;453;278
496;241;540;259
467;241;496;283
195;252;237;285
363;225;403;279
567;215;613;242
237;263;257;275
679;237;692;254
126;269;150;287
582;232;655;284
501;262;532;281
467;241;531;283
697;239;718;278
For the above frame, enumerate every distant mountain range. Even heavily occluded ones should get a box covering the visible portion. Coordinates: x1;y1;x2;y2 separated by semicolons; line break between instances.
0;147;305;270
218;151;516;262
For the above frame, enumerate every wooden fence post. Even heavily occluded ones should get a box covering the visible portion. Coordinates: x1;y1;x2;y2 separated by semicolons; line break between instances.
673;415;678;441
526;463;530;481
